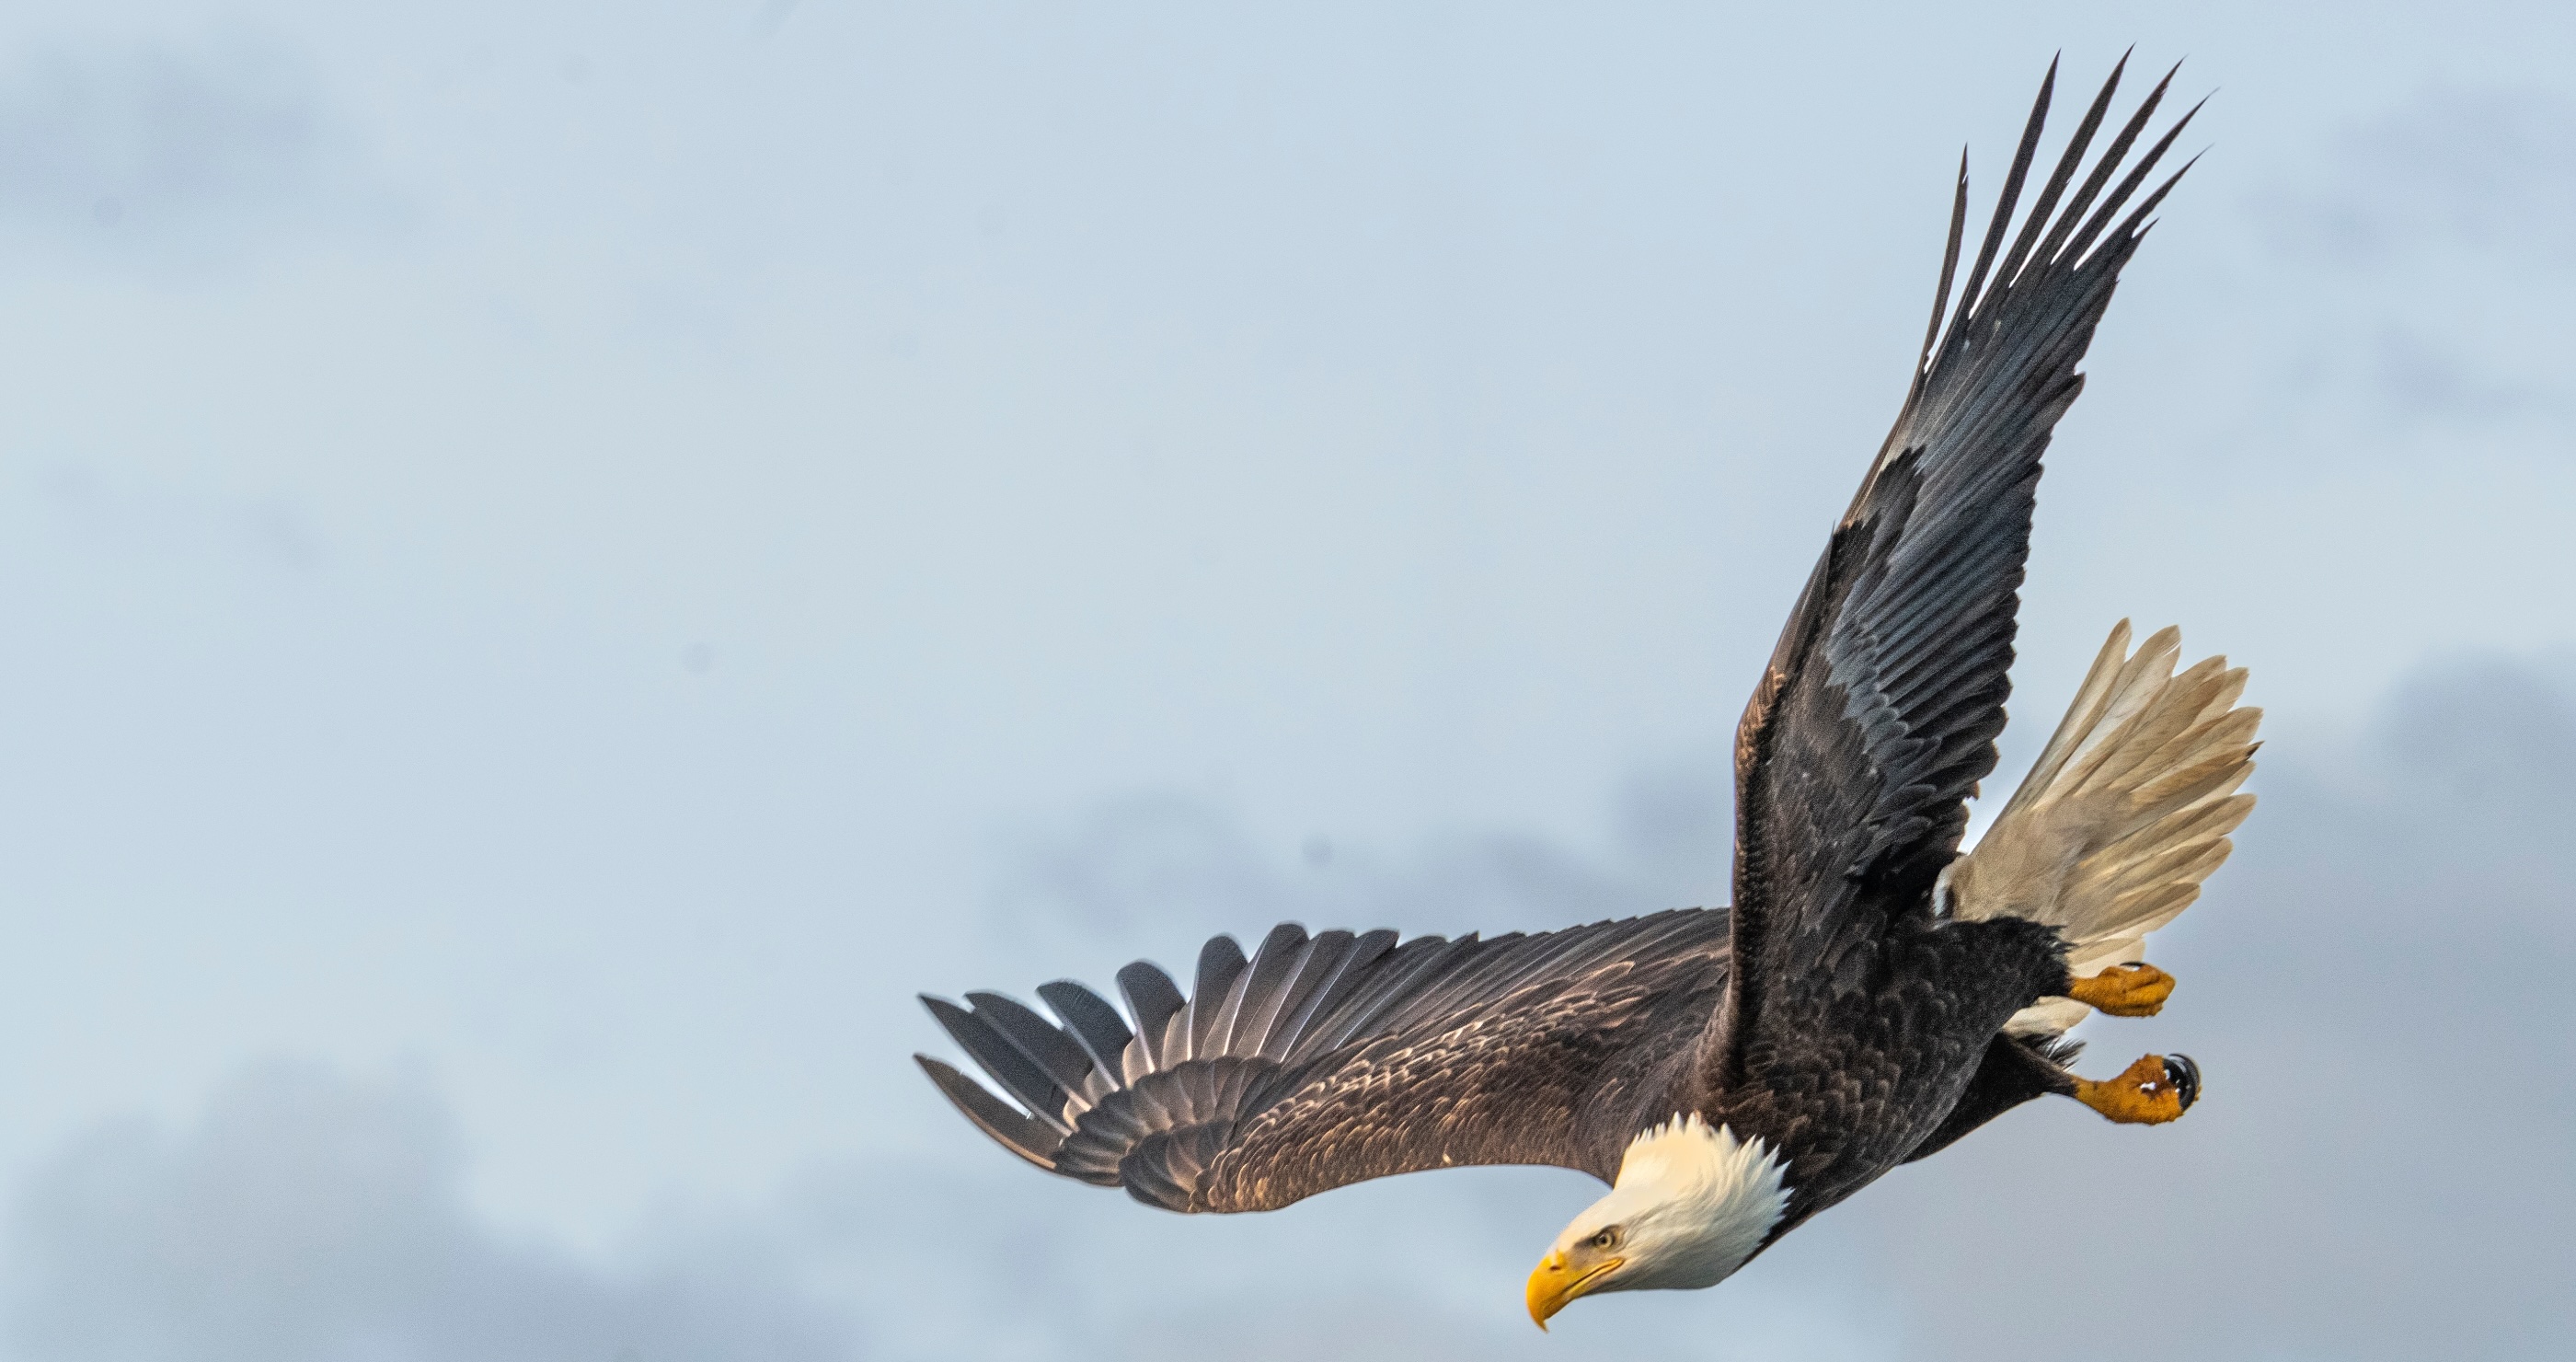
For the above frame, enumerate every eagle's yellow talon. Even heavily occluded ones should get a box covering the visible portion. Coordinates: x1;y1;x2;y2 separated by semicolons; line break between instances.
2066;962;2175;1017
2073;1053;2201;1125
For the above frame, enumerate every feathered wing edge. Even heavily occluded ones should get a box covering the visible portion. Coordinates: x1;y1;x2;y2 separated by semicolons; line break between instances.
1941;619;2260;1035
917;910;1732;1211
1863;52;2203;507
917;923;1411;1186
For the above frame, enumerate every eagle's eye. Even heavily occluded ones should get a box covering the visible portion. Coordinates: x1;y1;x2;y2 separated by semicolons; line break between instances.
1589;1228;1620;1251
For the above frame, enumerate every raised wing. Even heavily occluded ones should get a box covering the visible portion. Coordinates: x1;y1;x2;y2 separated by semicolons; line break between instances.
917;909;1729;1212
1716;58;2200;1080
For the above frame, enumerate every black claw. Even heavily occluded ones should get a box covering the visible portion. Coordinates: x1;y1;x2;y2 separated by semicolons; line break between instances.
2162;1054;2202;1112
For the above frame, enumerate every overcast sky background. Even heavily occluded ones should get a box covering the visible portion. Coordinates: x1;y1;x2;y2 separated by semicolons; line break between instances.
0;1;2570;1358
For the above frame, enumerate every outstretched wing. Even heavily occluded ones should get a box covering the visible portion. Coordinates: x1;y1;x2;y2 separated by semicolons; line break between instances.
918;909;1729;1212
1716;58;2200;1079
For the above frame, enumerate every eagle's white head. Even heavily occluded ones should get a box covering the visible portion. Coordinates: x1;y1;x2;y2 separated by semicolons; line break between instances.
1524;1114;1791;1328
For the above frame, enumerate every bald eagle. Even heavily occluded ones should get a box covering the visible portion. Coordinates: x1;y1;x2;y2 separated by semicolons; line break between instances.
915;56;2256;1328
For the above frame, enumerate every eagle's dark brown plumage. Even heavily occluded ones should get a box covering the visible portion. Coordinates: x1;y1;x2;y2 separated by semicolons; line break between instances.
915;55;2229;1267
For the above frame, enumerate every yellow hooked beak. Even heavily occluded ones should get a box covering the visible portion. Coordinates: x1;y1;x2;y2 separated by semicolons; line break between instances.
1525;1249;1622;1330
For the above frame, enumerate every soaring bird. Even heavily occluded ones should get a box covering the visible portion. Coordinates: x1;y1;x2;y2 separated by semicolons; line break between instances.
914;56;2255;1329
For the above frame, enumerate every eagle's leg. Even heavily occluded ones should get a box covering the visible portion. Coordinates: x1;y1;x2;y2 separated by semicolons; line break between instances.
2064;962;2174;1017
2071;1053;2201;1125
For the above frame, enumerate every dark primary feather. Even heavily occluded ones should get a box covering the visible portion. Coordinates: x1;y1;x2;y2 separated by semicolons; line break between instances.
915;909;1731;1211
1712;57;2195;1088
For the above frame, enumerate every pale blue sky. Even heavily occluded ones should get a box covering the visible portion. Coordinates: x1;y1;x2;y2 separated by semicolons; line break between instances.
0;3;2570;1358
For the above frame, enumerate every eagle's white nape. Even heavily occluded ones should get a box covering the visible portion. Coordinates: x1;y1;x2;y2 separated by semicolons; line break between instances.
1551;1114;1790;1293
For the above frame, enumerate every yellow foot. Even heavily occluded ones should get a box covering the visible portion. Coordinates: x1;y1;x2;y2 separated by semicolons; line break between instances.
2066;962;2176;1017
2073;1054;2202;1125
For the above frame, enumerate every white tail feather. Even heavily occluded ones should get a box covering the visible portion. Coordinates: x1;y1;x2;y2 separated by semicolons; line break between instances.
1943;621;2260;1037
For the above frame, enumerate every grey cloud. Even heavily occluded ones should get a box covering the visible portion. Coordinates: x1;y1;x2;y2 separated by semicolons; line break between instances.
1857;654;2576;1360
2365;326;2550;423
983;753;1727;962
2;1061;853;1362
2255;88;2576;266
2232;90;2576;436
15;659;2570;1362
0;31;397;271
778;1158;1891;1362
986;792;1305;944
0;1062;1887;1362
2377;657;2576;813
